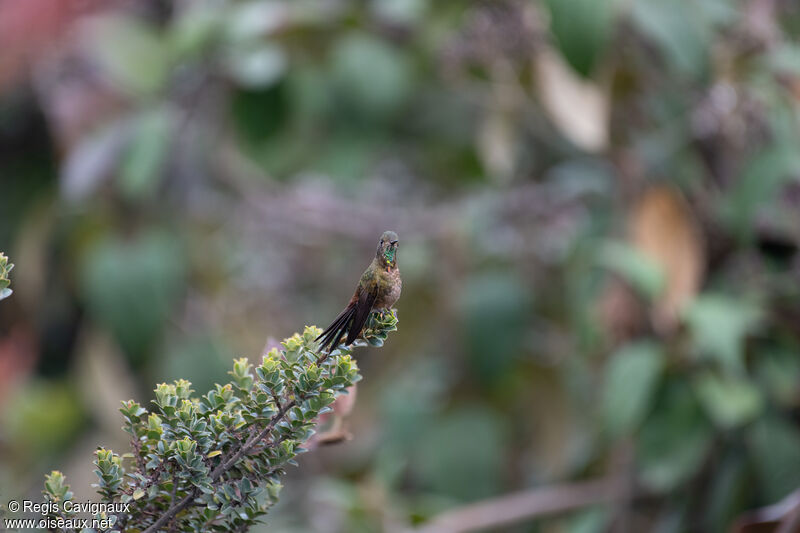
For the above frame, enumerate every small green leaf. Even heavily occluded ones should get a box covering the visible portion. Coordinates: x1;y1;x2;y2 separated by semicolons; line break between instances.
748;415;800;502
602;342;665;437
755;349;800;406
693;373;763;429
546;0;613;77
638;381;712;492
83;15;169;96
630;0;712;79
330;33;413;121
118;108;173;201
599;241;665;299
224;45;287;89
722;144;800;241
133;489;145;500
685;294;762;373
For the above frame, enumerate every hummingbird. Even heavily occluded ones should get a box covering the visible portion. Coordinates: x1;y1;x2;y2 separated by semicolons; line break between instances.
316;231;402;352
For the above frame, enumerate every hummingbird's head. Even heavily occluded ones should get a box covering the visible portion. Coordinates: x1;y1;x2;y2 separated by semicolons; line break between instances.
377;231;399;268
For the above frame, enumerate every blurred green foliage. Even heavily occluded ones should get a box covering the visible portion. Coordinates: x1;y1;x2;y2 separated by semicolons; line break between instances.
80;231;185;364
1;0;800;532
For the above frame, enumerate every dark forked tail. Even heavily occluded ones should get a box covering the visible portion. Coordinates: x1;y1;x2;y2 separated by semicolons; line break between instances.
316;288;378;352
315;303;357;352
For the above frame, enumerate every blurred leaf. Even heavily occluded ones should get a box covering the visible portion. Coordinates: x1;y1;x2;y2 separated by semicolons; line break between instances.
380;357;448;450
313;135;376;182
224;0;288;43
287;65;334;123
546;158;616;195
460;272;531;385
83;15;169;96
231;82;288;147
747;415;800;502
414;406;507;501
545;0;613;77
768;43;800;76
224;44;288;89
602;341;665;437
3;380;84;456
638;380;712;492
371;0;427;25
704;452;749;532
330;33;413;122
565;507;609;533
629;185;703;332
0;288;11;300
310;478;387;532
693;373;763;429
118;108;173;200
684;294;762;374
599;241;665;299
170;2;223;58
535;48;610;152
630;0;711;78
755;349;800;407
80;231;185;363
697;0;739;26
722;144;800;241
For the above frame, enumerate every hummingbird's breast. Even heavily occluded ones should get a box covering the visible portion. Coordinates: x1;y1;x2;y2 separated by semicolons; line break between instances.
374;267;402;309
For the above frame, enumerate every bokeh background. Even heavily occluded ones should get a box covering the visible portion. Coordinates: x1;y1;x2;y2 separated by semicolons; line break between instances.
2;0;800;532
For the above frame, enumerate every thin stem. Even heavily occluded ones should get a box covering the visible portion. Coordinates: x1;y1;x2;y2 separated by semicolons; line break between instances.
142;492;195;533
210;401;296;479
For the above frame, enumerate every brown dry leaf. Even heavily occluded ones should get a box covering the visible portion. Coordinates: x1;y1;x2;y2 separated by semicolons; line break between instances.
629;185;704;333
534;47;610;152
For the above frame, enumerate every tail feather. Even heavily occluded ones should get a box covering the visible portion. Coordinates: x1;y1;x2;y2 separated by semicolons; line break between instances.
316;304;356;352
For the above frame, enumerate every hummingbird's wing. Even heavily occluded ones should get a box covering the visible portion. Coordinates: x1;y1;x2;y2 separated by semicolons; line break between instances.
316;285;377;352
345;285;378;345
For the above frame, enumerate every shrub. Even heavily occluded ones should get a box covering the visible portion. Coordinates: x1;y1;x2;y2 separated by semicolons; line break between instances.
42;311;398;532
